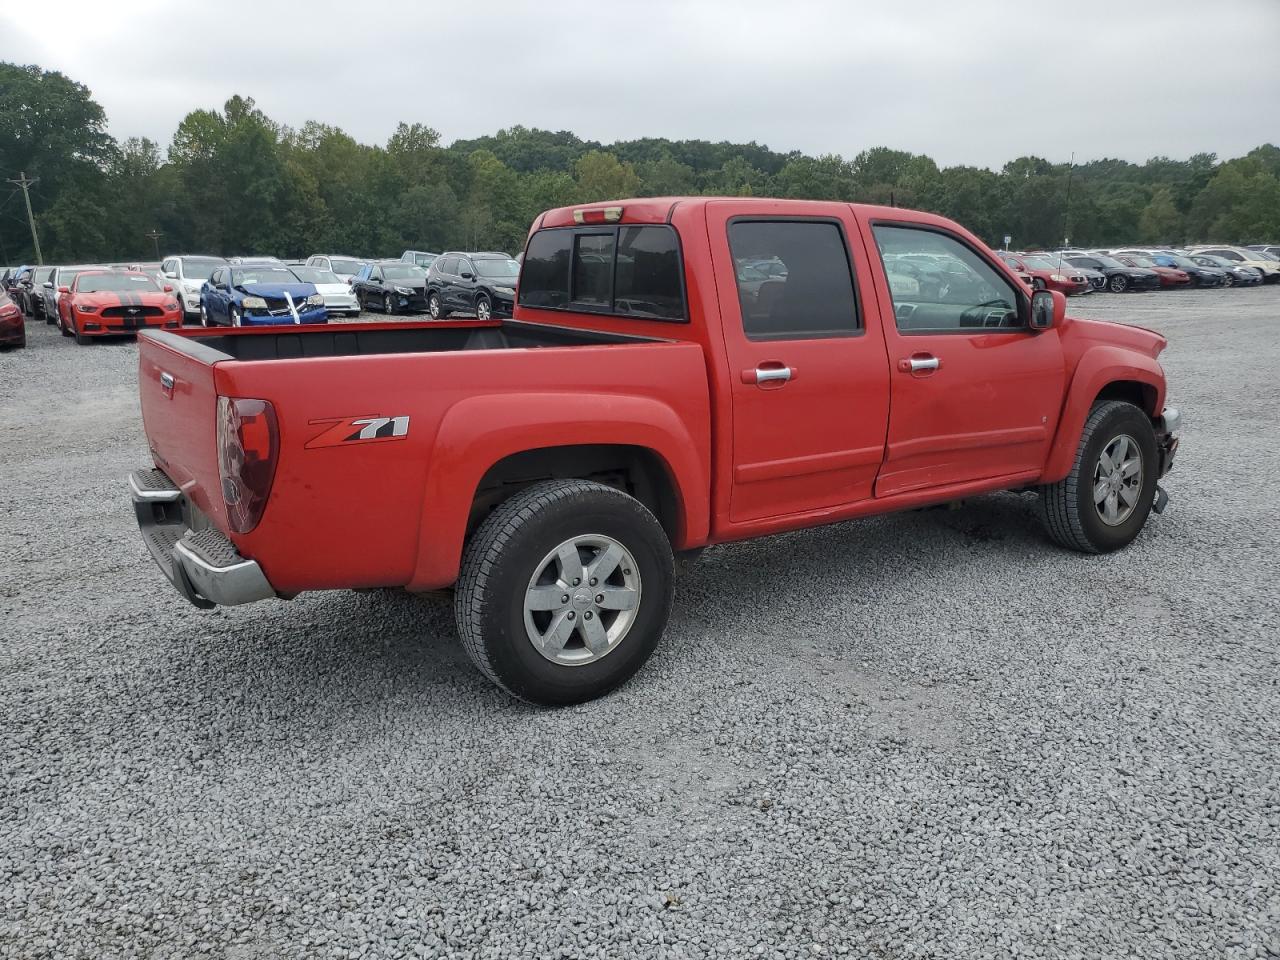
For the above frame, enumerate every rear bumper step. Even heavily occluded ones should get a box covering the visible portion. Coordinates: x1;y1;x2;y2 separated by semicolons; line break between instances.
129;468;277;608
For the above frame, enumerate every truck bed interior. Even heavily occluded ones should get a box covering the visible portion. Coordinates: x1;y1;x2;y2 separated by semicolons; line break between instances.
152;320;663;362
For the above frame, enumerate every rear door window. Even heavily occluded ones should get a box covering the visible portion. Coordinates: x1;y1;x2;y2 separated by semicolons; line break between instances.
726;219;860;341
572;234;614;306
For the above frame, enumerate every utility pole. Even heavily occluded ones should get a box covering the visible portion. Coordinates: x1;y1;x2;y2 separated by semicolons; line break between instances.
6;172;42;266
146;229;164;258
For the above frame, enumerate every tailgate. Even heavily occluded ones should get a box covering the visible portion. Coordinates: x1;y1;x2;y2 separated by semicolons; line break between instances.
137;332;229;532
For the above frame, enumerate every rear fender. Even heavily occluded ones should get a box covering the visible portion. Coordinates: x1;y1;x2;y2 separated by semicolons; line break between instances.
409;392;709;590
1041;346;1166;484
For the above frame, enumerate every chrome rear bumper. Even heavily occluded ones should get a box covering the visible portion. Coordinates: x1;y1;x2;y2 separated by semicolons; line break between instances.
129;468;276;608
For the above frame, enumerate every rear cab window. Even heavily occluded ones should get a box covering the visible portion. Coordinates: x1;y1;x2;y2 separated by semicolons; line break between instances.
518;224;685;321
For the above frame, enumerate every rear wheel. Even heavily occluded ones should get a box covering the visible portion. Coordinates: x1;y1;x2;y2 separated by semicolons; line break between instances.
455;479;674;706
1108;274;1129;293
1038;400;1158;554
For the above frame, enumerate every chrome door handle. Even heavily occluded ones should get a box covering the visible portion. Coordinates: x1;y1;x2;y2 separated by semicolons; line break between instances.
754;366;792;383
159;372;175;395
898;356;940;373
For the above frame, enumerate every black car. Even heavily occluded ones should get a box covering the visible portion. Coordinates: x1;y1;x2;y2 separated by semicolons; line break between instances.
351;261;429;314
1150;253;1226;287
426;252;520;320
1060;254;1161;292
24;265;55;317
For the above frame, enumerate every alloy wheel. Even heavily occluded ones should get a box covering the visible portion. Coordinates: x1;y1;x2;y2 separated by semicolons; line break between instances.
1092;433;1143;527
476;297;491;321
522;535;642;666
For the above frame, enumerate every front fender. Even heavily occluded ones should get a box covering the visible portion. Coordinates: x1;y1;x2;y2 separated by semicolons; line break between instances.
408;392;711;590
1041;345;1166;484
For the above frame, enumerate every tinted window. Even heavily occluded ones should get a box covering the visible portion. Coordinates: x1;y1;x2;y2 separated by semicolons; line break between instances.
456;258;474;277
437;256;457;275
573;234;614;306
519;231;571;308
614;226;682;320
727;220;859;340
873;225;1021;332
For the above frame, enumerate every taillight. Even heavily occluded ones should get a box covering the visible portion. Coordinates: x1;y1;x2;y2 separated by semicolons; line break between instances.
217;396;279;533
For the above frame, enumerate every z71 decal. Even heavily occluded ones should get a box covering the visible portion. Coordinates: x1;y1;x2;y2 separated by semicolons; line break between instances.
305;415;411;449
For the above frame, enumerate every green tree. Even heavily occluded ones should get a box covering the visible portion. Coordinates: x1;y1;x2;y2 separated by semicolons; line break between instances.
573;151;640;203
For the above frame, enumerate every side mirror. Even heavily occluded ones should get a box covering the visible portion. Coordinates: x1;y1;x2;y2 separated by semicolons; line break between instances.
1029;289;1063;330
460;271;474;280
58;285;70;294
43;281;54;289
163;271;178;279
163;284;174;293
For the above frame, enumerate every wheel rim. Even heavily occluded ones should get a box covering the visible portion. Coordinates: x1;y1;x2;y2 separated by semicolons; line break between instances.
1110;276;1126;292
476;298;491;321
384;294;393;315
1093;433;1143;527
200;303;208;327
231;308;240;327
429;295;440;319
522;534;642;667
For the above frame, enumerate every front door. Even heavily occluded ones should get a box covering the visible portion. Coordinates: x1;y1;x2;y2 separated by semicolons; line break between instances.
861;221;1066;497
706;201;892;525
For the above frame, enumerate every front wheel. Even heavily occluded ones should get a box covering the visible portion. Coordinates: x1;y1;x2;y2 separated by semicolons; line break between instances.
1038;400;1158;554
383;293;394;315
1108;274;1129;293
428;292;442;319
455;479;674;706
44;304;55;325
229;305;241;327
475;295;491;321
1223;273;1236;288
199;302;210;327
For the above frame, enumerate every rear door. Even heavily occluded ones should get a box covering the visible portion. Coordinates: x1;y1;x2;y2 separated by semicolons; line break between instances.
706;201;892;523
862;220;1066;497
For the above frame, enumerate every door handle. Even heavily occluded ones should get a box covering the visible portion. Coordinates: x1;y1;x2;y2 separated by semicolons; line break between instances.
898;356;940;373
159;371;175;396
741;365;795;385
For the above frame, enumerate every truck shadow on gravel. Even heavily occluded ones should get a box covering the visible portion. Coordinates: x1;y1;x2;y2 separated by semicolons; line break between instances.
174;491;1053;716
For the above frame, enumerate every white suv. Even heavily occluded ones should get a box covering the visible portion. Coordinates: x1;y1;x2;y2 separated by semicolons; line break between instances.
305;255;365;283
161;255;229;318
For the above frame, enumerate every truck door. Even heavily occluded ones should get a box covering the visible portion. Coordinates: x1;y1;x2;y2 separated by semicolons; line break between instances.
860;220;1066;497
706;201;892;524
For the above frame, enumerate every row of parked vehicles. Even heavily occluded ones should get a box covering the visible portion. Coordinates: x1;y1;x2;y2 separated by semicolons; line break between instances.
0;248;524;345
993;244;1280;296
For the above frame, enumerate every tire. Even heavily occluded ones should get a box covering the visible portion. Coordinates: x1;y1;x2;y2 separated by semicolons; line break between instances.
229;305;241;327
474;295;491;321
383;293;394;315
44;302;54;324
455;479;675;706
59;311;71;337
1223;273;1235;288
428;292;442;319
1038;400;1159;554
1108;274;1129;293
75;329;90;345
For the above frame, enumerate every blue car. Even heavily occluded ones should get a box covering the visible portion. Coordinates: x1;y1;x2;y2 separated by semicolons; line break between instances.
198;261;328;327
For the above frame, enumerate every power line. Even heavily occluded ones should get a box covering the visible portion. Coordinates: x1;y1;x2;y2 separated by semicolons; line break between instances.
5;172;43;266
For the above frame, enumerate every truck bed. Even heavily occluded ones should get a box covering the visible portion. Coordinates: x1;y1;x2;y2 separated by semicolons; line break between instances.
152;319;664;363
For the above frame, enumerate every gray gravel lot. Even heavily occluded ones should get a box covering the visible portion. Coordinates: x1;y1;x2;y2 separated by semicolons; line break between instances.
3;290;1279;959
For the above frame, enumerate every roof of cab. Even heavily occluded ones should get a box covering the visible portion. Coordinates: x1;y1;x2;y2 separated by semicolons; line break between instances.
535;196;956;231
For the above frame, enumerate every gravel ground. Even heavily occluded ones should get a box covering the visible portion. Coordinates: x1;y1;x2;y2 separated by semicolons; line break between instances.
2;289;1279;959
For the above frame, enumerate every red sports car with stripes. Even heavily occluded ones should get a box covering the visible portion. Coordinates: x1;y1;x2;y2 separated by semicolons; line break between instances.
58;270;183;343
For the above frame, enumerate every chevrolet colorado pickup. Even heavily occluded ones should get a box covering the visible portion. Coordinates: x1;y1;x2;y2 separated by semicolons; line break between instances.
129;198;1180;705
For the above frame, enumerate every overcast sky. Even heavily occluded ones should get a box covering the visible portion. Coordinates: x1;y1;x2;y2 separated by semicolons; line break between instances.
6;0;1279;170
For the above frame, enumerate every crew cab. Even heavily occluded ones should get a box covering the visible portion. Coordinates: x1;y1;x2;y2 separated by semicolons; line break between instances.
128;198;1181;706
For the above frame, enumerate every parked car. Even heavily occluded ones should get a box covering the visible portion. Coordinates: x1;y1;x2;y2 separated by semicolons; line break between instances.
1112;254;1191;288
127;197;1180;706
43;265;101;324
0;291;25;349
57;270;182;344
1058;253;1161;292
25;265;56;318
1190;254;1263;286
161;255;228;320
289;266;360;317
400;250;439;269
426;252;520;320
7;266;34;308
1148;253;1226;287
305;255;365;283
997;253;1090;295
1188;246;1280;282
199;263;327;327
1245;244;1280;261
351;261;429;314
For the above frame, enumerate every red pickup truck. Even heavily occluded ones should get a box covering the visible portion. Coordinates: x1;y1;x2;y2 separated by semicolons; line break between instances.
130;198;1180;705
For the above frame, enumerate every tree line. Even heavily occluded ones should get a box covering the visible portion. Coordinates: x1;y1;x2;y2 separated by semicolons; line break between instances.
2;61;1279;266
